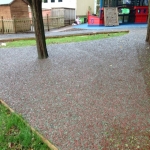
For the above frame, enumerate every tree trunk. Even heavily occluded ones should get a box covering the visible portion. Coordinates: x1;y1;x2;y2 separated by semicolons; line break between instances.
27;0;48;59
146;2;150;44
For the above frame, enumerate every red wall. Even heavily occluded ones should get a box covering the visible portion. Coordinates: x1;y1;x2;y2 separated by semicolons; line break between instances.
29;9;51;18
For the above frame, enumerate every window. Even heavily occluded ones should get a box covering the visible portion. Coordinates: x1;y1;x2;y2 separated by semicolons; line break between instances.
42;0;48;3
51;0;55;2
58;0;62;2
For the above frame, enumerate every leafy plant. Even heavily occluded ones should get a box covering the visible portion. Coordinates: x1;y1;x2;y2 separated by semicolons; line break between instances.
0;103;51;150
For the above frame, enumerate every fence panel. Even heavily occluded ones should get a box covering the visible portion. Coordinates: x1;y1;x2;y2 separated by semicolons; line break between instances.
43;16;64;30
15;18;32;32
3;19;14;33
64;8;75;25
0;15;65;34
51;8;75;26
0;18;3;34
51;8;64;17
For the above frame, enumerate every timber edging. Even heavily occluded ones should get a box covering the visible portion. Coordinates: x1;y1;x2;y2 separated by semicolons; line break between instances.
0;30;129;43
0;99;58;150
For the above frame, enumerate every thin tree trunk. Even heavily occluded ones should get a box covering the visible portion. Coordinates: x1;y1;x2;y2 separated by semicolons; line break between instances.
30;0;48;59
146;2;150;43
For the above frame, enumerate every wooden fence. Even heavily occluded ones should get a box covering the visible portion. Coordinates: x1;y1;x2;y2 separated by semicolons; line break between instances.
51;8;75;26
0;15;64;34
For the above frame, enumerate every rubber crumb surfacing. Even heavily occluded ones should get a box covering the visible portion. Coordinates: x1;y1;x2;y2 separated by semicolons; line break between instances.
0;28;150;150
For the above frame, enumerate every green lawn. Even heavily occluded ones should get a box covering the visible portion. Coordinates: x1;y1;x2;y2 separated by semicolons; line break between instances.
0;32;128;48
0;102;51;150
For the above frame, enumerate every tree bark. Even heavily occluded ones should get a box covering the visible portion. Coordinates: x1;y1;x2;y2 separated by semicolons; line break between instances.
26;0;48;59
146;2;150;44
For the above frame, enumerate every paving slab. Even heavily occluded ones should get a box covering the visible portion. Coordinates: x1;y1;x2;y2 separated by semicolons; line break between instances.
0;28;150;149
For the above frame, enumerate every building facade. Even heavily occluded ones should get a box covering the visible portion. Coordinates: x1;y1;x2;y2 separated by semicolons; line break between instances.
42;0;76;9
42;0;100;19
0;0;28;19
76;0;97;17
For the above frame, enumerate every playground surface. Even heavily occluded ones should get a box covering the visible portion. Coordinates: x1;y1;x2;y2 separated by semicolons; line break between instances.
0;23;147;42
1;26;150;149
73;23;147;30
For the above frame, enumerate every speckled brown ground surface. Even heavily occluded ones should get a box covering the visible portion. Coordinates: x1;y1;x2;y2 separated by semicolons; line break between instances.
1;28;150;149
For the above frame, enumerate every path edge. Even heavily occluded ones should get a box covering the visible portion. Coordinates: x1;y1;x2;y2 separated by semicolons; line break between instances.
0;30;129;43
0;99;58;150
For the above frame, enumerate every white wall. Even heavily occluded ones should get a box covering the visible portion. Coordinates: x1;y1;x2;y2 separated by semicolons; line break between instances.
76;0;94;16
42;0;76;9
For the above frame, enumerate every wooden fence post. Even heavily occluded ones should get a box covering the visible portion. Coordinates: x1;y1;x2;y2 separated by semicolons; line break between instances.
32;16;34;32
13;15;16;33
69;9;71;25
1;16;4;34
47;14;50;31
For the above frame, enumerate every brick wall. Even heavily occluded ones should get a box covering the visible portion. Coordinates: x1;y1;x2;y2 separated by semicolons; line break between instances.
0;6;11;19
10;0;29;18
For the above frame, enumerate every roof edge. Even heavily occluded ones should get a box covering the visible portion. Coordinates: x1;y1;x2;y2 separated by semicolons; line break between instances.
0;0;14;6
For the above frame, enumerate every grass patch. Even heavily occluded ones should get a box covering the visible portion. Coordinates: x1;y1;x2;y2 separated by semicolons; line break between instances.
0;102;51;150
0;32;128;48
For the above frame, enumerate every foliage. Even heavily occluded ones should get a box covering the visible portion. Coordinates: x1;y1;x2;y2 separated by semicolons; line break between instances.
0;32;127;48
0;103;51;150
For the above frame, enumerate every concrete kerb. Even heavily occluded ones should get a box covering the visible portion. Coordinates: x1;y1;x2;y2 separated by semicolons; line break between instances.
0;99;58;150
0;30;129;43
